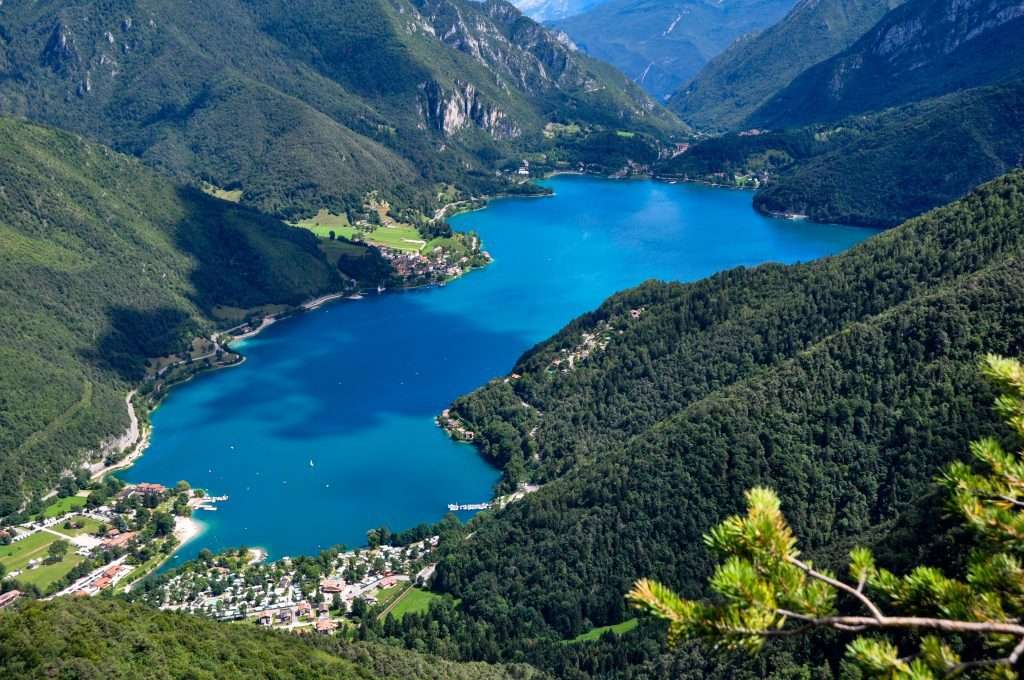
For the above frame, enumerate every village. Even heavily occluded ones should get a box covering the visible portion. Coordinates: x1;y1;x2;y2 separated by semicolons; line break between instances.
378;241;489;286
0;478;221;609
135;536;445;636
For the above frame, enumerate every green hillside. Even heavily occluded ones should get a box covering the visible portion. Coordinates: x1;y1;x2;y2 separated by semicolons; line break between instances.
0;597;545;679
378;173;1024;676
0;0;682;219
669;0;901;131
657;81;1024;226
748;0;1024;128
0;117;340;517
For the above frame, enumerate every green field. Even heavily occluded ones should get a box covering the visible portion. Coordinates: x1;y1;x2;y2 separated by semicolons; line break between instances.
0;528;84;591
52;516;105;537
294;209;354;239
14;554;83;590
200;183;243;203
567;618;638;643
362;225;425;253
295;218;426;254
389;587;446;619
36;495;87;519
376;583;410;610
0;531;55;572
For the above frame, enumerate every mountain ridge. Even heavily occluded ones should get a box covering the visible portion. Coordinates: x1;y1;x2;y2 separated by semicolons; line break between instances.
0;0;681;219
668;0;903;130
747;0;1024;128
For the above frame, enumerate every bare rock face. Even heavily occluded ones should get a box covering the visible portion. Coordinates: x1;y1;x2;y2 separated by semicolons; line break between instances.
418;80;521;139
42;22;81;74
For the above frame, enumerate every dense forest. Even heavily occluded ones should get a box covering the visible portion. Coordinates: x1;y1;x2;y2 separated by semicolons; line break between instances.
0;597;544;679
657;81;1024;226
358;172;1024;677
0;117;341;517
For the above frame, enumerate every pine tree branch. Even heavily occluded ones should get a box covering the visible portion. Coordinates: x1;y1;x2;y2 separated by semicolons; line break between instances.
785;555;885;621
941;635;1024;678
778;614;1024;637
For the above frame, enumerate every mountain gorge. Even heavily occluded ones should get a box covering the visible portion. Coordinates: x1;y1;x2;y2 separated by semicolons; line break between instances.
669;0;904;130
551;0;797;100
0;0;679;218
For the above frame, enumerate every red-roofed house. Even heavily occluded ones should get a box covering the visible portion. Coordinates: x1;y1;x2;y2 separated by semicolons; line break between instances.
0;590;22;609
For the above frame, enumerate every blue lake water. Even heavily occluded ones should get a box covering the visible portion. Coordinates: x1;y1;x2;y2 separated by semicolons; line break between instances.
121;176;873;565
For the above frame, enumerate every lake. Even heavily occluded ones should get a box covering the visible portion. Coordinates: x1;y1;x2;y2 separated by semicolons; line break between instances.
121;176;872;565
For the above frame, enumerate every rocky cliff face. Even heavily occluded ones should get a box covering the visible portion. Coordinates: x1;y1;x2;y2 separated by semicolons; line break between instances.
418;80;521;138
410;0;589;95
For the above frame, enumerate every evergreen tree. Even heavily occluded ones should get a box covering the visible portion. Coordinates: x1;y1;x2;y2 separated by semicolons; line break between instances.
630;355;1024;678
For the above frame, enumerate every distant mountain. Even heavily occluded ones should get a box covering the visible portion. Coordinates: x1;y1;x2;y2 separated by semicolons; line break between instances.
669;0;903;130
657;80;1024;226
553;0;796;100
512;0;606;21
753;83;1024;225
747;0;1024;128
0;117;341;517
0;0;679;219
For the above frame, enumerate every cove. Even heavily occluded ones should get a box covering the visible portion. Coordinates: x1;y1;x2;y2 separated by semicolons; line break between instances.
121;176;872;565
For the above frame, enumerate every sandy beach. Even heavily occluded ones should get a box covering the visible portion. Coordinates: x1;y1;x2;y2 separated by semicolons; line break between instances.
174;516;206;548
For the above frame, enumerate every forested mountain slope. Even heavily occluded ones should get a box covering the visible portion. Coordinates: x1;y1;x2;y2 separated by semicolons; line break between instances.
0;0;680;219
0;597;544;679
552;0;795;100
748;0;1024;128
389;173;1024;676
657;80;1024;226
0;118;340;517
668;0;902;131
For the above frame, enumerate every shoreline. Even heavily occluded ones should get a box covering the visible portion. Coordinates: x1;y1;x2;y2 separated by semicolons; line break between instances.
79;175;869;571
97;191;507;487
174;515;206;548
88;173;870;495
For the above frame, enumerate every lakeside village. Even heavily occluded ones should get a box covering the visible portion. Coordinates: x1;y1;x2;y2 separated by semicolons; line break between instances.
0;477;224;610
130;534;445;637
0;478;454;636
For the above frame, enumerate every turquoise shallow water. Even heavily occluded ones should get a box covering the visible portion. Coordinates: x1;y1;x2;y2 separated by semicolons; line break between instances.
122;176;872;565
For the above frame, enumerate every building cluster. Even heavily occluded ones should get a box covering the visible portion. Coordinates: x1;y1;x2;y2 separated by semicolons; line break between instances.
1;481;211;599
550;322;614;372
437;408;476;442
146;537;439;635
380;245;486;285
